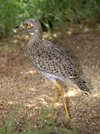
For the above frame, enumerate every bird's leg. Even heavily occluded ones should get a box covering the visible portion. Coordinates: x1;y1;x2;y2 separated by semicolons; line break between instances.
53;81;70;120
51;86;58;118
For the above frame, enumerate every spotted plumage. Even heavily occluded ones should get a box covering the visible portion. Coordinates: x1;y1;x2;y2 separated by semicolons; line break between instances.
14;18;90;122
23;19;89;93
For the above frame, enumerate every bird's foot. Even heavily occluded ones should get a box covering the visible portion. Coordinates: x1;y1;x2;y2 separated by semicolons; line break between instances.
64;120;70;126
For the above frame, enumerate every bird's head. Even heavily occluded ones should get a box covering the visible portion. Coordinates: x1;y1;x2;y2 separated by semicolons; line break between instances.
13;18;42;38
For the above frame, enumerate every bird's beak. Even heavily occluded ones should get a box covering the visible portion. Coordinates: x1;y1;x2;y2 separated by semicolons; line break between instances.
13;25;24;29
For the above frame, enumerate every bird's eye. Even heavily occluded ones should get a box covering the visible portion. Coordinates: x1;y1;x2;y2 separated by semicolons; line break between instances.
24;22;31;28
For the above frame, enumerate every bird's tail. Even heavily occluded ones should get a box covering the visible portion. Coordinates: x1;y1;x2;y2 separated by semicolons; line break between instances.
70;74;90;94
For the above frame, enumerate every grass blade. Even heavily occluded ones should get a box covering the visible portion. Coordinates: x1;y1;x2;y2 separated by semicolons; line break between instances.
0;126;3;134
6;106;19;134
40;106;49;131
69;119;77;134
57;127;73;133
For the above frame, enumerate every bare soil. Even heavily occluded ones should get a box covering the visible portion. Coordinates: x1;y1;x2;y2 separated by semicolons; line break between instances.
0;29;100;134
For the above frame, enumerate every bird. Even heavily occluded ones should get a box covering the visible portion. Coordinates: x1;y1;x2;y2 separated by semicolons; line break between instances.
13;18;90;122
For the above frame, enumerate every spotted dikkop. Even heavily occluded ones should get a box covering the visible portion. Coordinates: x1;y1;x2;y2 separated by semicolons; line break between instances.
14;18;90;123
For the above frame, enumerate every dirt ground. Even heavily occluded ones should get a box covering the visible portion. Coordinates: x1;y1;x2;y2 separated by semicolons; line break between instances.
0;29;100;134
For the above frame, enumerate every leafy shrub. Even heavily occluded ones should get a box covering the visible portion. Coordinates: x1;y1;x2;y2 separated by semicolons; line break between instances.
0;0;100;38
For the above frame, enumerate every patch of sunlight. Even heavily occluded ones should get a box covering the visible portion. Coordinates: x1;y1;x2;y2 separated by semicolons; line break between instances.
27;104;35;107
12;39;18;43
25;70;37;74
67;30;72;35
38;97;48;105
29;88;36;91
67;27;74;35
91;93;99;98
42;101;47;105
66;90;78;97
53;34;57;37
39;98;47;105
8;101;13;104
55;102;62;107
40;98;45;101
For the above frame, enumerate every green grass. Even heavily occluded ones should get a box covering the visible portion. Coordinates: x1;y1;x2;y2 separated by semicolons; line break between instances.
0;0;100;38
0;105;77;134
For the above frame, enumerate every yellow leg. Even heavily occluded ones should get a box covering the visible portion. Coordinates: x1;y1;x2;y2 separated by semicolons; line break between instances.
51;86;58;118
53;81;70;120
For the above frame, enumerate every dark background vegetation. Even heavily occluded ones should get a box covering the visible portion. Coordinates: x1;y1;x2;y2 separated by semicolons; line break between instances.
0;0;100;38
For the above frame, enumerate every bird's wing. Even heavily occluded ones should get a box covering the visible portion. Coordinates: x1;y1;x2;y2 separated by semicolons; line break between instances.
29;39;77;79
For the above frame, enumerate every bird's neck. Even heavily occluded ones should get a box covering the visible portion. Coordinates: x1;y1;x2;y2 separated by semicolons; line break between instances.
30;32;42;41
28;34;42;48
28;34;43;60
